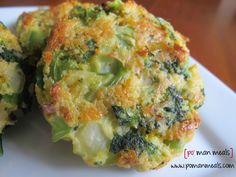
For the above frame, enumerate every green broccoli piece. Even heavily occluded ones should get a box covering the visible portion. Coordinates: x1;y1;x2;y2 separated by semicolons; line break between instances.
50;51;78;81
50;116;72;142
111;105;141;127
83;39;97;61
164;86;189;127
144;54;189;79
0;46;23;63
28;30;47;52
164;139;182;151
91;55;128;86
70;6;105;25
161;60;189;79
49;39;97;82
0;94;19;105
112;105;160;133
109;129;157;155
105;0;123;13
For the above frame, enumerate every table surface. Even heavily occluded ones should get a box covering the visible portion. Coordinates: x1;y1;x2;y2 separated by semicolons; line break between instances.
1;0;236;92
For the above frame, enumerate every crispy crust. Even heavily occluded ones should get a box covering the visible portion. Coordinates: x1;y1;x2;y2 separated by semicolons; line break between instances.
164;113;201;141
117;150;138;168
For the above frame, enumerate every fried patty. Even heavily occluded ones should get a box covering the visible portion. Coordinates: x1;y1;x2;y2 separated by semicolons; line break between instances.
34;0;204;171
16;1;84;64
0;22;25;155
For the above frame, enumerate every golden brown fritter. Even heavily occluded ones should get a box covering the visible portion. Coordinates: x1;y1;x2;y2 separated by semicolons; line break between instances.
0;22;25;155
35;0;204;171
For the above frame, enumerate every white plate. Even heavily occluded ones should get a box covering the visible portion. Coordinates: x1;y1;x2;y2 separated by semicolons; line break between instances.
0;7;236;177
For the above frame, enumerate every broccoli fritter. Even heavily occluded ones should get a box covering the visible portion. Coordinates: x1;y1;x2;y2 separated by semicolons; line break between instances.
0;22;25;155
16;1;89;64
35;0;204;171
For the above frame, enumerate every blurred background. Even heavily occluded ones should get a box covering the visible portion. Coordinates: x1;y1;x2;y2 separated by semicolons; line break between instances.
1;0;236;91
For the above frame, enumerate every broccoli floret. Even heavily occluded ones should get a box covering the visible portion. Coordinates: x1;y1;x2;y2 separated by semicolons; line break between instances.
83;39;97;61
112;105;139;126
105;0;123;13
112;105;160;133
144;55;189;79
0;94;19;105
139;117;160;133
70;6;105;25
109;129;157;155
112;87;188;130
49;39;97;82
50;51;78;81
163;86;189;127
0;46;23;63
161;60;189;79
162;60;182;74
